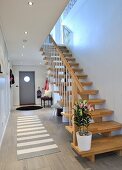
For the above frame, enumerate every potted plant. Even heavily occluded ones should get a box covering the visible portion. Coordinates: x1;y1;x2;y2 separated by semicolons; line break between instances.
73;99;94;151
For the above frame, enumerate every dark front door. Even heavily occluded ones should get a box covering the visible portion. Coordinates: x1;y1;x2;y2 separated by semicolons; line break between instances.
19;71;35;105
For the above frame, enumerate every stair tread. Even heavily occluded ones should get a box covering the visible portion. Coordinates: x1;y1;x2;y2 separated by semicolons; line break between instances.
61;112;72;118
65;126;73;134
62;109;113;119
91;109;113;118
69;63;79;66
58;90;98;95
71;135;122;157
81;82;93;86
52;81;93;87
65;121;122;134
89;121;122;134
48;68;83;72
59;99;105;107
65;57;75;61
88;99;106;105
51;74;87;79
58;45;67;49
63;53;72;56
79;90;98;95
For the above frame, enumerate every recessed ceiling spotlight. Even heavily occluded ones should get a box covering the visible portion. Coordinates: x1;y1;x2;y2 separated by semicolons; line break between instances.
23;45;25;48
40;62;41;64
28;2;33;6
22;54;23;56
24;31;28;34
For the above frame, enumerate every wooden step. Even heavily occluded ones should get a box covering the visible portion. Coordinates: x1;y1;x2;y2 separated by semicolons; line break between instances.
88;99;106;105
59;109;112;119
60;49;69;53
65;57;75;61
58;91;72;95
55;82;72;86
51;74;87;79
55;91;73;95
69;62;79;67
79;90;99;95
88;121;122;134
58;90;98;96
81;82;93;86
52;81;93;87
65;126;73;134
65;121;122;135
49;68;83;73
73;68;83;72
61;112;73;118
58;45;67;49
45;61;79;67
63;53;72;57
50;56;76;62
59;99;105;107
71;135;122;162
91;109;113;118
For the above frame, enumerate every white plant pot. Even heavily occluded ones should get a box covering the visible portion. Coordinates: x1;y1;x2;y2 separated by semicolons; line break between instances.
76;132;92;151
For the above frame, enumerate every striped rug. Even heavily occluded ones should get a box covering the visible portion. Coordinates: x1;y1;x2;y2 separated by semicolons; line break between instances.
17;115;60;160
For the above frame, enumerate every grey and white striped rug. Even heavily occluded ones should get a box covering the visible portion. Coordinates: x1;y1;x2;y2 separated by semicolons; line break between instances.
17;115;60;160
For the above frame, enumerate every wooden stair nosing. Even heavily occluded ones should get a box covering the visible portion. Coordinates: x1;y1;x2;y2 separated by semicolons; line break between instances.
65;126;73;134
58;45;67;49
81;82;93;86
50;68;83;73
65;57;75;61
65;121;122;135
58;90;98;96
69;63;79;66
88;121;122;134
59;99;106;107
60;99;106;106
91;109;113;118
79;90;99;95
51;74;88;79
58;109;113;119
60;49;69;53
45;61;79;67
61;112;73;118
52;81;93;87
71;135;122;159
88;99;106;105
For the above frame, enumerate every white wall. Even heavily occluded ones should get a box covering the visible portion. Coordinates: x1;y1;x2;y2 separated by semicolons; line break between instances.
61;0;122;123
0;26;10;147
13;65;46;106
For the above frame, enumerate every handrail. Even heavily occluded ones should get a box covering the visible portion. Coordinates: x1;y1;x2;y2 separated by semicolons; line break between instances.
49;34;84;93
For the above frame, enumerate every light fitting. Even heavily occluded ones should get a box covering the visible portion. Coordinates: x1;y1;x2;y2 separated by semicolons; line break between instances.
24;31;28;34
23;45;25;48
28;2;33;6
22;54;23;57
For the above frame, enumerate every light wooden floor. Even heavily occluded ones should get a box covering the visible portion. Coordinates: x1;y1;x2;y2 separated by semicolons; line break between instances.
0;108;122;170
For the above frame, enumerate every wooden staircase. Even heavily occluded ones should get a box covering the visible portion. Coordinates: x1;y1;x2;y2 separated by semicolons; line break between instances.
42;35;122;162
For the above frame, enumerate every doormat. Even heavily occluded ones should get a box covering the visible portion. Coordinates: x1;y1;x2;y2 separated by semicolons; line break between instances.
16;106;43;111
17;115;60;160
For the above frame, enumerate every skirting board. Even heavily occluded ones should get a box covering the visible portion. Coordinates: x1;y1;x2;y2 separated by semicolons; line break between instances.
0;111;10;149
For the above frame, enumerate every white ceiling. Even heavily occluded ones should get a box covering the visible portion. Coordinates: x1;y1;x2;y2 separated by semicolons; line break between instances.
0;0;68;65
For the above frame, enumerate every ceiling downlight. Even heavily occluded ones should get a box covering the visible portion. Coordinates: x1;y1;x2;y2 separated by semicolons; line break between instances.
28;2;33;6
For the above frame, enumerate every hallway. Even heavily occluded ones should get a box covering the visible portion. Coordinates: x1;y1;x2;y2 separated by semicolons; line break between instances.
0;108;122;170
